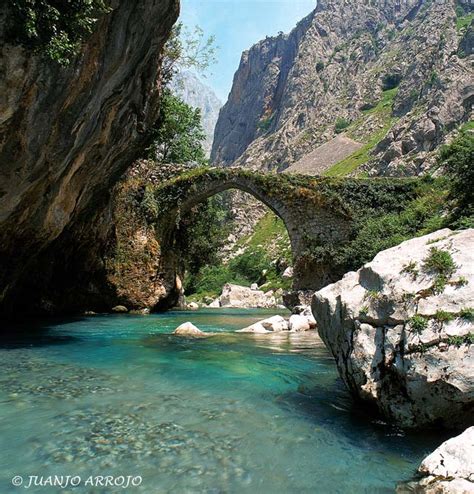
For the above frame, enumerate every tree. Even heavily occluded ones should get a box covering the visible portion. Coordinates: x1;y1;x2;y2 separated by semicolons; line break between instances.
438;127;474;224
146;89;206;164
161;22;217;85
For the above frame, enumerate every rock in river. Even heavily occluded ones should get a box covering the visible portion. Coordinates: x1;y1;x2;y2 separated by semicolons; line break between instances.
111;305;128;313
237;315;289;333
399;427;474;493
173;322;208;337
289;314;311;332
312;228;474;429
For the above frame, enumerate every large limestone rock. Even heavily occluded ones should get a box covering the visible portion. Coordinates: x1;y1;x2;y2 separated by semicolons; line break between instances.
400;427;474;493
219;283;277;308
312;229;474;428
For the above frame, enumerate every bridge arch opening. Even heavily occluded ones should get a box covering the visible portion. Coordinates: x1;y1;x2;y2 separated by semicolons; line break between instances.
165;186;294;307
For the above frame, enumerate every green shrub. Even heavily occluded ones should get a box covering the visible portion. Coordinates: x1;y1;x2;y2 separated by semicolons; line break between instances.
381;73;402;91
460;307;474;321
454;276;469;287
184;265;248;296
335;117;351;133
423;247;457;278
429;70;440;87
365;289;382;301
401;261;419;280
438;129;474;223
257;116;273;132
359;305;369;316
334;180;447;272
434;310;455;323
228;247;271;284
146;89;207;164
408;314;428;333
447;333;474;347
316;61;325;72
7;0;110;65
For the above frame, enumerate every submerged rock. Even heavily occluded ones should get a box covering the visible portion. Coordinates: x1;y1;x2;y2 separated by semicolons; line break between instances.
173;322;208;337
399;427;474;493
312;228;474;429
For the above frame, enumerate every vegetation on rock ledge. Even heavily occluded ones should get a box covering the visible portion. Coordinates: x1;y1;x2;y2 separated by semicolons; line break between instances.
7;0;111;65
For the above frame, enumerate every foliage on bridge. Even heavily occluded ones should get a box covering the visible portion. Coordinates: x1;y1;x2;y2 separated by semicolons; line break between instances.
144;166;419;221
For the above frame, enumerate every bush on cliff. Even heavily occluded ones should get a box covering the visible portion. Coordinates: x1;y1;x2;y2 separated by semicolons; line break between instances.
7;0;110;65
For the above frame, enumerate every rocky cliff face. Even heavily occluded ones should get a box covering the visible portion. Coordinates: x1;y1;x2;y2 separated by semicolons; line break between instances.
211;0;473;176
0;1;179;316
171;71;222;156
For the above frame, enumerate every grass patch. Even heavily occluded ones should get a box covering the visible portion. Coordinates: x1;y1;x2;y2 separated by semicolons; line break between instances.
324;88;398;177
456;8;474;34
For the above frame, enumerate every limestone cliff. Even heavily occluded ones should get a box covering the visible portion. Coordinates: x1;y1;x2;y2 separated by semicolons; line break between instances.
211;0;473;176
0;1;179;316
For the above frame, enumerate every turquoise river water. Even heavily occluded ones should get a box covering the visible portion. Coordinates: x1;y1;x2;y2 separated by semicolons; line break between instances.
0;309;445;493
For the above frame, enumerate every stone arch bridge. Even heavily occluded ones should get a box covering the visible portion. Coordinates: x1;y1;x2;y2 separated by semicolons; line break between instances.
150;167;417;303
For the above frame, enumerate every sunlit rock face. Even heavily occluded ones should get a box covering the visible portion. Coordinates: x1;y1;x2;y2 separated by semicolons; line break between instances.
211;0;473;175
313;229;474;429
0;1;179;316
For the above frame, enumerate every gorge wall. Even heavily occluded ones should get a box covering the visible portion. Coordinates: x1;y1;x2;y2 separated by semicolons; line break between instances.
211;0;473;176
0;1;179;317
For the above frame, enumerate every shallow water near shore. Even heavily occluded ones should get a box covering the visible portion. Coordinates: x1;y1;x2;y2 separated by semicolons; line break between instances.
0;309;445;493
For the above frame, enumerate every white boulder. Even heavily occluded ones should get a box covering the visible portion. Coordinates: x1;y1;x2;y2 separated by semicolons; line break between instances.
173;322;207;337
312;228;474;428
289;314;311;332
111;305;128;313
187;302;199;310
237;315;289;333
282;266;294;279
420;427;474;481
400;427;474;493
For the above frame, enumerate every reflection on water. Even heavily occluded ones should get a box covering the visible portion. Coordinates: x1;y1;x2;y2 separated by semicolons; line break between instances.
0;310;442;493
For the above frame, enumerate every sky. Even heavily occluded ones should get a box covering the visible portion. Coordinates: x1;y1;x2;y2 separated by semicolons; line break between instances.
179;0;316;102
